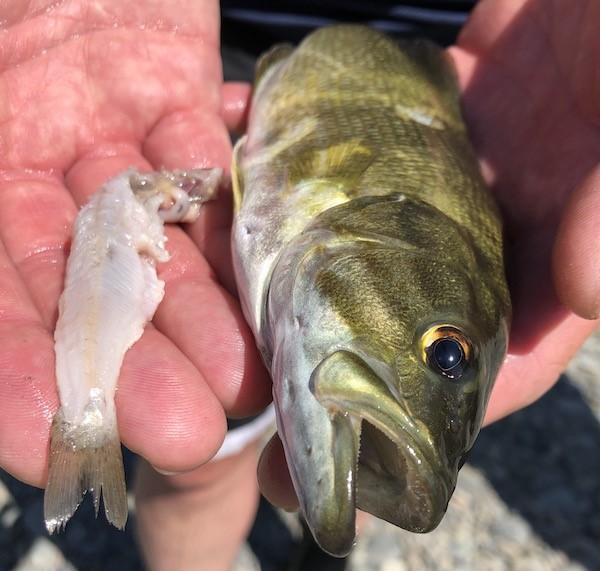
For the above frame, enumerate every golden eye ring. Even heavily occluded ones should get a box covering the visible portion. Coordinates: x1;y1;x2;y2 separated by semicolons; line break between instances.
421;325;472;380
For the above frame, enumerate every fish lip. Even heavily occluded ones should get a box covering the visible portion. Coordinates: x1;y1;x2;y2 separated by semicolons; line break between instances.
277;407;360;557
356;410;451;532
310;350;451;534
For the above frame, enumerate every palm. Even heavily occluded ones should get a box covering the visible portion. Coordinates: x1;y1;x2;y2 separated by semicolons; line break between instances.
450;0;600;421
0;0;268;487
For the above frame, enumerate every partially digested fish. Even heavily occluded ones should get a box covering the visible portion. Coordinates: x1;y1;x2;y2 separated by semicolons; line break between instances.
45;168;221;533
232;25;511;556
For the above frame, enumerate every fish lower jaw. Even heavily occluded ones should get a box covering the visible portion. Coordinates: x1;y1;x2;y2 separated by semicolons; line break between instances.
354;417;450;533
293;349;451;552
295;411;449;556
309;350;450;533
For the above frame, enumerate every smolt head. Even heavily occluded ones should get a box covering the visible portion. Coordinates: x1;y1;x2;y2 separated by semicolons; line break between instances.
266;195;510;556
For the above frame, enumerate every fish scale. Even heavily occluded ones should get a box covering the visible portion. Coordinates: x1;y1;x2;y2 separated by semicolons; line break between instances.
232;25;510;556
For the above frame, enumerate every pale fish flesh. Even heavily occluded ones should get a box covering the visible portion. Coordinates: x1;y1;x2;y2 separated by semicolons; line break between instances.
44;168;222;533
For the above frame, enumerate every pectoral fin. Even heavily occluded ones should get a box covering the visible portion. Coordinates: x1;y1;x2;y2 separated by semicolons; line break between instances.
231;135;247;213
287;139;373;193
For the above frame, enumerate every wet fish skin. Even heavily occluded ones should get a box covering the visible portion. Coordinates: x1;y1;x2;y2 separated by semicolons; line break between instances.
45;168;221;533
232;25;510;555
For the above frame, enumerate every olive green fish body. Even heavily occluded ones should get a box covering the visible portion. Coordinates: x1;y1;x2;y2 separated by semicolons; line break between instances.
232;25;510;556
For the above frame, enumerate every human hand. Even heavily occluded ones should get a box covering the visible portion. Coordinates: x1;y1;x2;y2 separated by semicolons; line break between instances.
0;0;269;488
449;0;600;422
259;0;600;506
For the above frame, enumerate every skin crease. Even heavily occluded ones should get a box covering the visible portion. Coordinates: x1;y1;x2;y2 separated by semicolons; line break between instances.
0;0;598;557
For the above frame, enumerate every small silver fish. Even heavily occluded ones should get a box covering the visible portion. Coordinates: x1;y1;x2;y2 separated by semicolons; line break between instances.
45;168;221;533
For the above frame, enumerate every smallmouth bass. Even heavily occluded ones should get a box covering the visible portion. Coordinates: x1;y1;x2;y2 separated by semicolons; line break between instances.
231;25;511;555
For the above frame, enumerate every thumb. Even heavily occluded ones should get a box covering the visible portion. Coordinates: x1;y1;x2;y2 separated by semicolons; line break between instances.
553;164;600;319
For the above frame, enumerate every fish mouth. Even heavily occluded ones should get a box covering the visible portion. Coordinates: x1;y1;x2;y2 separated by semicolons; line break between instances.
356;417;449;533
298;350;451;555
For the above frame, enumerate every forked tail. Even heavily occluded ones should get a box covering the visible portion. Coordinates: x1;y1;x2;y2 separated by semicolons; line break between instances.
44;409;127;533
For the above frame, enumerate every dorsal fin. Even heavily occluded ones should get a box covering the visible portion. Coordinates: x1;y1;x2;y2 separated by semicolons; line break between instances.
255;43;294;86
399;39;462;114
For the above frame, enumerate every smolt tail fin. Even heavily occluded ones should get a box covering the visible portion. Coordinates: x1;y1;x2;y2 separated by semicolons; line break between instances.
44;411;127;533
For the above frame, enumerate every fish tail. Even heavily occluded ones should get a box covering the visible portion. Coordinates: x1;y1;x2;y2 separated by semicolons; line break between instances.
44;409;127;534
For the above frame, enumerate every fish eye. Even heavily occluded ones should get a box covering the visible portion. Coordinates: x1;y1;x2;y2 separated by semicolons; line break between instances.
421;325;471;380
430;338;465;378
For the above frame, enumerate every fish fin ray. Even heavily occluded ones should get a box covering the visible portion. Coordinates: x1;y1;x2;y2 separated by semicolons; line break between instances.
396;39;464;127
400;39;458;96
44;410;127;533
232;135;247;212
255;43;293;86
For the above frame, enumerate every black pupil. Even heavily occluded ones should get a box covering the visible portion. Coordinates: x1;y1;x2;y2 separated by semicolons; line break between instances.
432;338;464;375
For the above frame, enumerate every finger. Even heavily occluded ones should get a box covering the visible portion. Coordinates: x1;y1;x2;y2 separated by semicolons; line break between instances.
484;312;599;425
222;82;252;135
135;445;259;571
553;164;600;319
143;109;231;172
143;108;237;292
142;110;272;416
117;326;226;471
0;171;76;328
257;433;298;511
457;0;527;54
186;183;237;297
65;146;227;472
151;228;272;415
0;237;56;486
